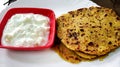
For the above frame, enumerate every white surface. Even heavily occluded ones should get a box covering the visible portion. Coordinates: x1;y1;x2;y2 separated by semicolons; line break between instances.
0;0;120;67
0;0;8;13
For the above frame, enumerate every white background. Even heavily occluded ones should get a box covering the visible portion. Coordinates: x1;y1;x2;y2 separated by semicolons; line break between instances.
0;0;120;67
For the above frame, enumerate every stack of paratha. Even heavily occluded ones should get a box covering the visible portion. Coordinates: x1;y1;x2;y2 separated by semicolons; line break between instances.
53;7;120;63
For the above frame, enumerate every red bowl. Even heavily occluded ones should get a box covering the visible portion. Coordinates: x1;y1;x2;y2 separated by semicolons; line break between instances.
0;8;56;50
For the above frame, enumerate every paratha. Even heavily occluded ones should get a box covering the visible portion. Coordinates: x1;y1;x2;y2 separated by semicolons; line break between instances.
57;7;120;56
52;43;82;63
75;51;97;60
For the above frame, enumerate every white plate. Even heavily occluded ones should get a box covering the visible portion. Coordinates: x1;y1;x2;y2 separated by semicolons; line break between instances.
0;0;8;12
0;0;120;67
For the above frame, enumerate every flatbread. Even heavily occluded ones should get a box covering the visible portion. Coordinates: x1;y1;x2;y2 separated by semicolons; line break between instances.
52;43;82;63
75;51;97;60
57;7;120;56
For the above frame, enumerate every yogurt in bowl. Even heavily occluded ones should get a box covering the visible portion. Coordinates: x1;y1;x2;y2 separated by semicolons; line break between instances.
0;8;56;50
2;13;50;47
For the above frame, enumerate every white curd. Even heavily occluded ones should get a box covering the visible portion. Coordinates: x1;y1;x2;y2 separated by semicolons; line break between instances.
2;13;50;47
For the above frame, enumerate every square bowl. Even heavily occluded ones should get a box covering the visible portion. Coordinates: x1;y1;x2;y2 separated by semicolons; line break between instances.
0;8;56;50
